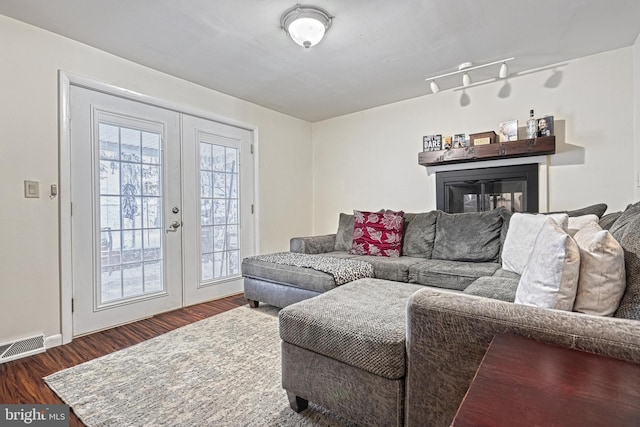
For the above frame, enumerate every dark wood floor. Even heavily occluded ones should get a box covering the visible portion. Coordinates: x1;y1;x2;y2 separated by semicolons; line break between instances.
0;293;248;427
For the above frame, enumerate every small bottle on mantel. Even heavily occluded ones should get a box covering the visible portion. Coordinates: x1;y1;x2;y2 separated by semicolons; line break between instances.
526;109;537;139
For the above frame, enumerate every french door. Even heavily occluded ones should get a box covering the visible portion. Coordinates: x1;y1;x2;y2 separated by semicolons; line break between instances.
70;86;254;336
182;115;254;306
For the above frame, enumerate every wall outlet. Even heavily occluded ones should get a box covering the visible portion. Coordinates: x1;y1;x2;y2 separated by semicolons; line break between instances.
24;180;40;198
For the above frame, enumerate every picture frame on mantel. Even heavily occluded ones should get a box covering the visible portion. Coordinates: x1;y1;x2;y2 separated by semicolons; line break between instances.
442;136;453;150
537;116;554;137
422;134;442;151
498;120;518;142
453;134;467;148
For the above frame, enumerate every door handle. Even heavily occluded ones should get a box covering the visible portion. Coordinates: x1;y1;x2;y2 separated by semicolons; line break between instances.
166;220;182;233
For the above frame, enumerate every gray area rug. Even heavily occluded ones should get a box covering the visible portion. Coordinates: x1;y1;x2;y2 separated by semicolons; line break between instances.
45;306;356;426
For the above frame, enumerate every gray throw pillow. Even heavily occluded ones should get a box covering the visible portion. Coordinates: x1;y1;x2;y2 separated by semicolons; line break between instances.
333;213;354;251
402;211;437;258
432;209;503;262
568;203;608;218
548;203;608;219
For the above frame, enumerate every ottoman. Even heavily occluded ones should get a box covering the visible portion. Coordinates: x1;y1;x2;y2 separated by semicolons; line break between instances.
279;278;424;426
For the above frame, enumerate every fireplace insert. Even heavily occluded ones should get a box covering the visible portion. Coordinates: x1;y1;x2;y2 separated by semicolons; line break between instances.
436;164;538;213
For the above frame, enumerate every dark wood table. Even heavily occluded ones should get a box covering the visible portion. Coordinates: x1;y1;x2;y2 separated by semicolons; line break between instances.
452;333;640;427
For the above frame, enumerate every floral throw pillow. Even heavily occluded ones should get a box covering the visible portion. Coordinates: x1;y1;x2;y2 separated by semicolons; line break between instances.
350;210;405;257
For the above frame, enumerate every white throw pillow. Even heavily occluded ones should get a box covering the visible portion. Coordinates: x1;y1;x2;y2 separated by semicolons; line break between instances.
573;223;626;316
502;213;569;274
514;217;580;310
567;214;599;236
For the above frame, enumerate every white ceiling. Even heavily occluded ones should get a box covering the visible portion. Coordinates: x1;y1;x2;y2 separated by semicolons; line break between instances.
1;0;639;122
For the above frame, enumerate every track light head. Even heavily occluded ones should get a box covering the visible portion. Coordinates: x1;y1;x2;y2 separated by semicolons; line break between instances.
430;80;440;94
499;62;509;78
462;72;471;87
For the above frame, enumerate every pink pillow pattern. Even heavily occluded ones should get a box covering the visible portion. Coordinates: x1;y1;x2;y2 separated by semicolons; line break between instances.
350;210;404;257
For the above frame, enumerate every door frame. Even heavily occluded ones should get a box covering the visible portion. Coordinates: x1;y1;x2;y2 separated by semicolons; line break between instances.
59;71;260;344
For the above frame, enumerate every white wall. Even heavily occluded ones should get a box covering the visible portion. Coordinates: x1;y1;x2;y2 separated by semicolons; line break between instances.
0;15;313;344
311;48;635;234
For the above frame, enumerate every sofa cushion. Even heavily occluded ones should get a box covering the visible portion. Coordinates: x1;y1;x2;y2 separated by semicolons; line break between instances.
402;211;437;258
514;218;580;311
334;213;355;251
279;278;424;380
408;259;501;290
241;258;337;293
353;255;425;282
573;223;625;316
350;210;404;257
492;268;521;280
502;213;569;275
431;209;503;262
599;211;623;230
613;209;640;319
463;276;519;302
610;201;640;241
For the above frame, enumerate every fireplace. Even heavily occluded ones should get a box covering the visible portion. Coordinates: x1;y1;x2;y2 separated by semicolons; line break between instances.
436;164;538;213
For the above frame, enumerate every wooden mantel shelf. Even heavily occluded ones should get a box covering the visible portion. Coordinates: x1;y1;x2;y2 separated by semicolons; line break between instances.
418;135;555;167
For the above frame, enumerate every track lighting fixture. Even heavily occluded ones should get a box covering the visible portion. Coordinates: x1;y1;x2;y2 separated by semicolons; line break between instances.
425;57;514;94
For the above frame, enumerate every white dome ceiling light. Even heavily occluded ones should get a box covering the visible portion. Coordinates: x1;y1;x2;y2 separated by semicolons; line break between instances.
281;4;333;48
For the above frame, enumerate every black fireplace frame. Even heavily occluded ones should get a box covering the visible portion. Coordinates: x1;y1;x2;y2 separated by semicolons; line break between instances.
436;164;539;213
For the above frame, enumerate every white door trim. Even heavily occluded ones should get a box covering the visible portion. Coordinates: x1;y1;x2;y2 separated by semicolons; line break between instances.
58;70;260;344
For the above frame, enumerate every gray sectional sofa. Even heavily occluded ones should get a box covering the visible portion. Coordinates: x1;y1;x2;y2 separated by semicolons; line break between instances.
241;202;640;426
243;205;607;308
243;208;517;308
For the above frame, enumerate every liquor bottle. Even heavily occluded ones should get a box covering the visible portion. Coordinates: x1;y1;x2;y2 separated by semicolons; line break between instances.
526;109;537;139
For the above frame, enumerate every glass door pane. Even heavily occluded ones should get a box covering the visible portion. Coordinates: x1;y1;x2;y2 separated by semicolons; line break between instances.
200;142;240;283
445;182;483;213
98;122;164;304
485;180;526;212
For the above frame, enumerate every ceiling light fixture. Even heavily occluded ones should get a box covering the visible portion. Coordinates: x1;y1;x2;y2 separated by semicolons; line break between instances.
280;4;333;48
425;57;515;93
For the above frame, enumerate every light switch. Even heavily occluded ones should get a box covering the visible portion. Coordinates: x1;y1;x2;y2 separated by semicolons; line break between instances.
24;180;40;198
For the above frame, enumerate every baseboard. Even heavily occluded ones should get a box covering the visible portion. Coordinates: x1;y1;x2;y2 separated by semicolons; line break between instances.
45;334;62;349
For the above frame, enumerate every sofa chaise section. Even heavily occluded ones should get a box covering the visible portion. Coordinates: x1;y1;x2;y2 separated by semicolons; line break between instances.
242;258;337;308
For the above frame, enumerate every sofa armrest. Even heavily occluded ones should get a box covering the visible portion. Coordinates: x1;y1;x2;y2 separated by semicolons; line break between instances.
405;288;640;427
289;234;336;254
